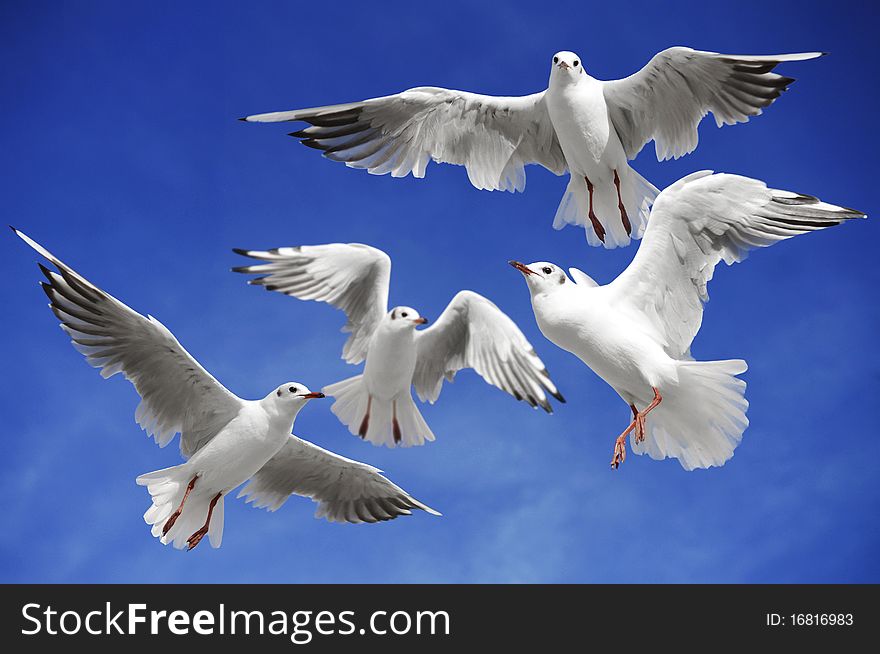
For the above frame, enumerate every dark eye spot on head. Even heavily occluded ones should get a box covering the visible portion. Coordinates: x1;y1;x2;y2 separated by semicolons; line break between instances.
558;273;565;284
573;60;579;67
542;266;552;275
553;56;558;64
289;386;297;393
276;389;282;397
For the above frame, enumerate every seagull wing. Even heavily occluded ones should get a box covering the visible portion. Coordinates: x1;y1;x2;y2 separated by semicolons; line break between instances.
238;435;439;523
233;243;390;364
243;88;566;192
603;48;823;161
412;290;563;411
605;171;865;359
16;229;244;457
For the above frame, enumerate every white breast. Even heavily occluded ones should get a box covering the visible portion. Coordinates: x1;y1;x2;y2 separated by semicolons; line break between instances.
363;325;418;400
533;287;674;399
187;403;290;492
546;77;625;175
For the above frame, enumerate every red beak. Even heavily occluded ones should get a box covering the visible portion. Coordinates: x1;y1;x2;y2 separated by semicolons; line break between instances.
509;260;536;276
300;392;325;399
413;317;428;325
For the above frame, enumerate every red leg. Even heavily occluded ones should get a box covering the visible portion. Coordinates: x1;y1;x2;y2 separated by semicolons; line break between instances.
392;401;402;444
358;396;372;438
611;414;637;469
613;170;632;236
186;492;222;551
162;475;197;536
635;388;662;445
584;176;605;243
611;389;662;469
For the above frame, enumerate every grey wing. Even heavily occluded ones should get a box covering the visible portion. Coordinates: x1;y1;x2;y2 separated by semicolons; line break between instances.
237;436;440;523
243;87;566;192
603;48;823;161
412;290;563;412
605;171;865;359
233;243;390;364
16;229;244;457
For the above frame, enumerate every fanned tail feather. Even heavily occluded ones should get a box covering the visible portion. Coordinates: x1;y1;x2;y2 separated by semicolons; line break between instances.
553;165;658;249
136;465;225;549
632;359;749;470
323;375;435;448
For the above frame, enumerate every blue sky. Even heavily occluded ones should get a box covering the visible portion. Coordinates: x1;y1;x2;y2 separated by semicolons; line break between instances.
1;0;877;583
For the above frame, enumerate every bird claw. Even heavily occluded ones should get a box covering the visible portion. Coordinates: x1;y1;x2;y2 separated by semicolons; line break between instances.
634;417;646;444
162;510;181;537
611;438;627;469
186;528;208;551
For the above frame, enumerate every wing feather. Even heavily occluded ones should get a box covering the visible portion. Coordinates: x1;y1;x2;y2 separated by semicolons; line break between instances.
244;88;567;192
237;436;439;523
603;48;823;161
605;172;865;358
412;290;563;411
233;243;390;364
16;230;243;457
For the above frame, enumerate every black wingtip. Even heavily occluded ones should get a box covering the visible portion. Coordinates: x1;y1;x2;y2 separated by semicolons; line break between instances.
37;263;55;283
230;265;253;273
553;391;566;404
231;247;251;257
9;225;18;234
238;116;249;122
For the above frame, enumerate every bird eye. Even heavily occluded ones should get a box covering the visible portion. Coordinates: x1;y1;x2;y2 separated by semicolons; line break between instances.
289;386;297;393
542;266;552;275
401;312;408;318
553;56;558;64
573;60;579;67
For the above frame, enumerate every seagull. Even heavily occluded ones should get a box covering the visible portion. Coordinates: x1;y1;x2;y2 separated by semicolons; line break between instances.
14;229;439;550
509;171;865;470
232;243;563;447
242;47;822;248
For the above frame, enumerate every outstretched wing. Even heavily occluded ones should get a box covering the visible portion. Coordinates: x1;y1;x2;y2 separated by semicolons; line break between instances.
605;172;865;359
603;48;823;161
238;435;440;523
412;290;563;411
16;229;244;458
233;243;390;364
243;87;567;192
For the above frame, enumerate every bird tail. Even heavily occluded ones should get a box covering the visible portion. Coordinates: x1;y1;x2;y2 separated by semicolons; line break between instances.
632;359;749;470
136;465;225;549
323;375;435;448
552;165;658;249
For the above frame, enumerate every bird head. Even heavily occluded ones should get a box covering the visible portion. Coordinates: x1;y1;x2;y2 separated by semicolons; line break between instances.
549;51;583;84
388;306;429;330
509;260;569;295
268;382;325;414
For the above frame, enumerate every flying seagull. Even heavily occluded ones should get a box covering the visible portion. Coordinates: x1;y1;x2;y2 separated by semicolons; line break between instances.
242;47;822;248
233;243;563;447
509;171;864;470
14;229;439;550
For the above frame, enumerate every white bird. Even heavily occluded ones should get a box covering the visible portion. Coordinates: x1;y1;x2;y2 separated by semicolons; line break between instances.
15;229;439;550
509;171;864;470
232;243;563;447
242;47;822;248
